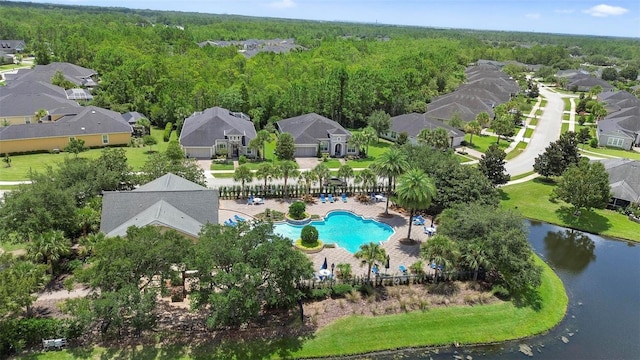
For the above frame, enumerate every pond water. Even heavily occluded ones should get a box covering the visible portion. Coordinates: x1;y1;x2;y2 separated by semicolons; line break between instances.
375;221;640;360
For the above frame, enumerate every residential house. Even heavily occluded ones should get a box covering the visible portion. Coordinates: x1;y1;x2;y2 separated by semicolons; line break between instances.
0;106;132;154
179;107;256;159
600;158;640;209
0;40;25;54
4;62;98;88
276;113;356;157
383;113;465;147
563;73;614;92
596;91;640;150
100;173;218;240
0;91;81;124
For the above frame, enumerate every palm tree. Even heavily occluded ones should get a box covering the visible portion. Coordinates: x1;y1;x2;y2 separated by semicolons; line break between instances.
277;160;300;198
76;205;100;237
464;121;482;146
420;234;459;283
250;129;271;160
337;164;354;186
299;170;318;195
461;243;491;281
350;132;367;156
475;111;491;129
371;147;409;216
361;126;377;157
418;128;450;149
78;232;106;259
27;230;71;275
233;164;253;197
355;168;377;194
395;169;437;241
354;242;387;283
255;162;274;195
312;163;330;189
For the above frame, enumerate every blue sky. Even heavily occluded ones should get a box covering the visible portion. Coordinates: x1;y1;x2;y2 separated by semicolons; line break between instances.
12;0;640;38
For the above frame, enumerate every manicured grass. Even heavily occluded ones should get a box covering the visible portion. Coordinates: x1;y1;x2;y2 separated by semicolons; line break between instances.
524;128;534;138
562;113;570;121
323;159;342;169
465;134;509;153
212;173;234;178
529;117;539;126
210;162;234;170
0;240;27;252
561;122;569;133
505;142;527;161
510;170;536;181
344;140;394;169
500;178;640;242
535;109;542;116
22;256;566;359
563;98;571;111
455;153;476;163
0;128;174;181
0;184;20;190
539;99;547;108
580;146;640;160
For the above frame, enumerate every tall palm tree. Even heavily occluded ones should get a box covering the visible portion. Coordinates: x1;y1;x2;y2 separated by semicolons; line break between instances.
464;121;482;146
337;164;354;186
418;128;450;149
312;163;330;189
361;126;377;157
350;132;366;156
27;230;71;275
371;147;409;215
420;234;459;283
299;170;318;195
355;168;377;194
277;160;300;198
233;164;254;197
250;129;272;160
76;205;101;237
395;169;437;241
255;162;274;195
461;243;491;281
354;242;387;283
475;111;491;129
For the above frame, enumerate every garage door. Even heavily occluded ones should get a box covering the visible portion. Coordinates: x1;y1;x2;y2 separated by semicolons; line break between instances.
294;146;317;157
185;147;212;159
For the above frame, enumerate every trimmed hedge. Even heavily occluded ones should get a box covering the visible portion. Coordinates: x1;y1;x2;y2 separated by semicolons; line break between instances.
0;318;80;356
163;122;173;142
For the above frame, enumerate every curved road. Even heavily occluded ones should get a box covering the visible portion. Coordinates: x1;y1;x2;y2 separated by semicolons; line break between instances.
505;86;565;176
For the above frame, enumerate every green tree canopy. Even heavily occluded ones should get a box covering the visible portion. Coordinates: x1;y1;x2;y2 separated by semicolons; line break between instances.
65;138;87;158
354;242;387;283
417;127;450;149
395;168;437;241
478;144;510;186
233;164;253;196
274;132;295;161
371;146;409;215
552;158;611;216
367;110;391;140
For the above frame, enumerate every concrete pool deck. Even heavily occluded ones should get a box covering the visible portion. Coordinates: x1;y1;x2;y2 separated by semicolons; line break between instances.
219;196;433;278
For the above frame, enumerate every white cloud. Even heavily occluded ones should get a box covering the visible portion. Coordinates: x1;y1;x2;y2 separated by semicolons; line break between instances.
583;4;629;17
270;0;296;9
525;13;541;20
555;9;575;14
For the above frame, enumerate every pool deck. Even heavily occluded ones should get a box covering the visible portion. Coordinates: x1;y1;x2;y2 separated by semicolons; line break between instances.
219;196;435;277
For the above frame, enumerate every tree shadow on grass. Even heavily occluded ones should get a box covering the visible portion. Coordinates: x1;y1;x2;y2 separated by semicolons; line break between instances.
555;206;611;235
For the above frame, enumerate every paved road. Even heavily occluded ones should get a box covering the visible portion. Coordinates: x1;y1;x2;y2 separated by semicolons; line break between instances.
505;86;566;176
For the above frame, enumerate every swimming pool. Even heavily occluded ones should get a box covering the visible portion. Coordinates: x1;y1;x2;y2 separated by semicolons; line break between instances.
273;210;394;253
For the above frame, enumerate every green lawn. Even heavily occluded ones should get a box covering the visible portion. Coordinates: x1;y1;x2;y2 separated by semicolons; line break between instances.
510;170;536;181
524;128;534;138
21;256;566;359
500;179;640;242
529;117;539;126
344;140;394;169
581;146;640;161
563;98;571;111
505;142;527;161
210;162;235;171
539;99;547;108
465;134;509;153
535;109;542;116
1;128;175;181
562;113;570;121
561;123;569;133
0;240;27;252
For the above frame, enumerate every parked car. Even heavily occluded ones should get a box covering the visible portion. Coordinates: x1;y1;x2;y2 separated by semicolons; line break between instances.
323;176;347;187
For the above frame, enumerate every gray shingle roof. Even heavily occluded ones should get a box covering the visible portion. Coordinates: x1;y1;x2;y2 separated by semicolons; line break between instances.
0;106;131;140
122;112;147;125
277;113;350;144
6;62;97;86
179;107;256;147
600;159;640;202
65;88;93;100
100;173;218;238
389;113;464;138
597;91;640;139
0;80;66;98
0;93;81;117
566;73;614;91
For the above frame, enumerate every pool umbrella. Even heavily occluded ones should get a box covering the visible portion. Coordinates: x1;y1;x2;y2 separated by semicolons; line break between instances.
385;255;390;271
321;257;328;270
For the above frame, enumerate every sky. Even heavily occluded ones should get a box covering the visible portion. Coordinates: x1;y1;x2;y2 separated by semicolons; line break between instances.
10;0;640;38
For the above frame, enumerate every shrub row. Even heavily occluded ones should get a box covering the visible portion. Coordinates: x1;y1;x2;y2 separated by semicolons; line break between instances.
163;122;173;142
0;318;81;356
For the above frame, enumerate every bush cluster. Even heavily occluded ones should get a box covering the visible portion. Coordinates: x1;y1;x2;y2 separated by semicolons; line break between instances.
300;225;318;246
288;201;306;220
0;318;79;356
163;122;173;142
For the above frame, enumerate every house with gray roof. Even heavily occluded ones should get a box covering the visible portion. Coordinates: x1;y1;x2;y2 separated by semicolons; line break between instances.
600;159;640;209
596;91;640;150
0;40;25;54
100;173;218;239
0;92;81;124
179;107;256;159
564;73;614;92
383;113;464;147
0;106;132;154
276;113;357;157
5;62;98;88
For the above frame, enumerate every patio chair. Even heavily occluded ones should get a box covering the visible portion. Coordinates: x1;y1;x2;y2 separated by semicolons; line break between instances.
223;219;234;226
228;218;238;226
247;196;254;205
320;194;326;203
372;265;380;276
413;216;425;226
341;193;347;203
234;214;246;222
424;226;435;236
399;265;408;274
328;194;335;203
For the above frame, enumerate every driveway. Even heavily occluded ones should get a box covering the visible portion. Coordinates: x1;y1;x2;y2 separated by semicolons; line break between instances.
505;86;568;176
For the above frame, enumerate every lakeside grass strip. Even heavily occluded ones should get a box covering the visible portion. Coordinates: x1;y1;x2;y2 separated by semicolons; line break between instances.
501;179;640;242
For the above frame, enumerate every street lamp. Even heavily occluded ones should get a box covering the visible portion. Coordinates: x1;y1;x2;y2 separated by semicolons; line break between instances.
331;263;335;285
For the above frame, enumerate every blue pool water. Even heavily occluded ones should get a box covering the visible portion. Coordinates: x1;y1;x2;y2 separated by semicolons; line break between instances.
273;210;394;253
